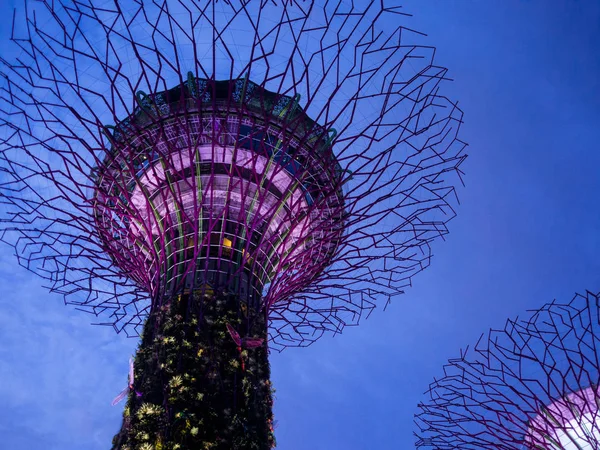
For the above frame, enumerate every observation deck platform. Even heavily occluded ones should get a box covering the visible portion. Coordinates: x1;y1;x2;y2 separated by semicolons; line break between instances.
93;75;346;306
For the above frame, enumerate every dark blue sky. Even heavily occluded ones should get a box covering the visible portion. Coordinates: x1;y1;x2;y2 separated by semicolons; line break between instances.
1;1;600;449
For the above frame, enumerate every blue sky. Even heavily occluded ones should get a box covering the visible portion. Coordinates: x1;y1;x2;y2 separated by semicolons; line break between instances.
1;1;600;449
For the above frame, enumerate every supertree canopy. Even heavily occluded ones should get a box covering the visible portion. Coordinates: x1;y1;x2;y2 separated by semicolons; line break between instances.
415;291;600;450
0;0;465;448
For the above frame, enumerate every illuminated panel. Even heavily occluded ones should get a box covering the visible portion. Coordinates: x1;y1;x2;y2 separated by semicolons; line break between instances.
93;77;345;302
525;387;600;449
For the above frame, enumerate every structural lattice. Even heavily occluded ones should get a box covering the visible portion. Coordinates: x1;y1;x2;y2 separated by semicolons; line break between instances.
0;0;465;351
415;291;600;450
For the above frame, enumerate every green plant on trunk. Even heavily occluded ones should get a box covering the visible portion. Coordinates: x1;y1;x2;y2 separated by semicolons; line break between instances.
112;289;275;450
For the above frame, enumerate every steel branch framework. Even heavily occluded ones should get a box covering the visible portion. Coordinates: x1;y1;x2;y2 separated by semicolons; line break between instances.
415;291;600;449
0;0;466;349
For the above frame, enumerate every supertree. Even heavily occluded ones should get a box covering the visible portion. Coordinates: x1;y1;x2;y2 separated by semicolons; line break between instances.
0;1;466;448
415;290;600;450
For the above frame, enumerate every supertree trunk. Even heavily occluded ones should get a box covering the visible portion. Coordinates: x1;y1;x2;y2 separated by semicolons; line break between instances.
112;291;275;450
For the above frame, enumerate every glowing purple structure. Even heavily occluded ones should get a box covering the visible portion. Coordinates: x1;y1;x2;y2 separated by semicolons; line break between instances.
525;386;600;449
94;76;348;315
415;291;600;450
0;0;465;348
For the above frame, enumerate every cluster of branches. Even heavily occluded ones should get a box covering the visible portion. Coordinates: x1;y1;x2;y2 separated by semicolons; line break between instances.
0;0;465;348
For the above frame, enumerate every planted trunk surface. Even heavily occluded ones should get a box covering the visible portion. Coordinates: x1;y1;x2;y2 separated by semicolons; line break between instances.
112;290;275;450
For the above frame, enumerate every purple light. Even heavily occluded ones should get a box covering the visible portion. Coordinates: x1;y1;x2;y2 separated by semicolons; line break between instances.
93;79;345;309
526;386;600;450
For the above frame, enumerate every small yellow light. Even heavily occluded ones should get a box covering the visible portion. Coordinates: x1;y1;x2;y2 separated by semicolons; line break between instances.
223;237;232;248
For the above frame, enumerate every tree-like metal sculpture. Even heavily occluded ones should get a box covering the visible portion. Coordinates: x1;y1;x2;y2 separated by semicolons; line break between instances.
415;291;600;450
0;1;465;448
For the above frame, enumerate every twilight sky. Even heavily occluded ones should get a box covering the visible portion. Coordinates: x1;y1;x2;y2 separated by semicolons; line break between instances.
1;1;600;449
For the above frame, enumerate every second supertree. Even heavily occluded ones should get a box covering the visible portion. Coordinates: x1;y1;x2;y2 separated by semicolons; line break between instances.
415;291;600;449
